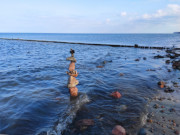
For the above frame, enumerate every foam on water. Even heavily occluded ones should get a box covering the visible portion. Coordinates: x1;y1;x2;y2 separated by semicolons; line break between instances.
40;93;90;135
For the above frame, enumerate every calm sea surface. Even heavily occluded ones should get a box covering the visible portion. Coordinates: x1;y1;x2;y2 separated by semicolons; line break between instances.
0;33;180;47
0;33;179;135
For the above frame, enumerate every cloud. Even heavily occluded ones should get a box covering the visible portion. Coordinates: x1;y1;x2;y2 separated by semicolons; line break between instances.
121;12;127;17
142;4;180;19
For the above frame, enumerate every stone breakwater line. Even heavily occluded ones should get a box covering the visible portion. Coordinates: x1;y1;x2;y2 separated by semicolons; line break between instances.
0;38;177;50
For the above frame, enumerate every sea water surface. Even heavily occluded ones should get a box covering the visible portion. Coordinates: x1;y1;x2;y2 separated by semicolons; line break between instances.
0;33;180;47
0;34;179;135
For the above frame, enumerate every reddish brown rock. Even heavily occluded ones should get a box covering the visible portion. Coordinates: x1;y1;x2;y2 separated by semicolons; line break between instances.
68;76;79;88
157;81;165;88
96;66;104;68
135;58;140;61
112;125;126;135
69;87;78;97
120;73;124;76
111;91;122;99
147;119;153;123
69;62;75;72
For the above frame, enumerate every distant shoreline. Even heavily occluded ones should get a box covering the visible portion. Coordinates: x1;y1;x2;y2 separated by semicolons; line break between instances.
0;38;173;50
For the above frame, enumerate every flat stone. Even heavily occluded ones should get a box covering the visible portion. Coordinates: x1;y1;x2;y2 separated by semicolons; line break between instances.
66;56;76;62
154;55;164;59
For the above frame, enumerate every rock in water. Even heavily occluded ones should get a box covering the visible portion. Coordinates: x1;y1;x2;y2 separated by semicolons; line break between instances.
157;81;165;88
111;91;122;99
172;60;180;70
96;66;104;68
76;119;94;129
68;76;79;88
69;87;78;97
154;55;164;59
112;125;126;135
120;73;124;76
138;128;147;135
69;62;75;72
135;58;140;61
164;87;174;93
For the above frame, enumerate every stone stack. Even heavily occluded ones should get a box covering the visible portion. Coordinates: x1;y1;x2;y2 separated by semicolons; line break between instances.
66;49;79;97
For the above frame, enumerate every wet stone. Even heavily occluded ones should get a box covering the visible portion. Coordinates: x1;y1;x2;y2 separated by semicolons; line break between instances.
165;60;170;64
120;73;124;76
174;130;179;135
169;108;176;112
158;81;165;88
147;119;153;123
112;125;126;135
172;60;180;70
160;110;164;113
138;128;147;135
154;55;164;59
164;87;174;93
153;104;159;109
76;119;94;128
96;66;104;68
111;91;122;99
168;69;171;72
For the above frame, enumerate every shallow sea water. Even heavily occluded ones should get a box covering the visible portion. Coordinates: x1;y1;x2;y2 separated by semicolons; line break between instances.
0;36;179;135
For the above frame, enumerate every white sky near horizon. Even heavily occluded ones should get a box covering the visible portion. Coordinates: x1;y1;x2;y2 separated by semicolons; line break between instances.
0;0;180;33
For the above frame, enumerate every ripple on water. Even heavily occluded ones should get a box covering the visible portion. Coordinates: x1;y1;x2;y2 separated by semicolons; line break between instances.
0;39;179;135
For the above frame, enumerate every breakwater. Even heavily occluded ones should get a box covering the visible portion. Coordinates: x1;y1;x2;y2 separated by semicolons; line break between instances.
0;38;173;50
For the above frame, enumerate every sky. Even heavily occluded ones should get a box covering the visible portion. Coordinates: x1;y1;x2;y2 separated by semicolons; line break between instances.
0;0;180;33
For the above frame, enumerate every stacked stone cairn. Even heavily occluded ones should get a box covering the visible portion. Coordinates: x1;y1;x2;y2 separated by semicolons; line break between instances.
66;49;79;97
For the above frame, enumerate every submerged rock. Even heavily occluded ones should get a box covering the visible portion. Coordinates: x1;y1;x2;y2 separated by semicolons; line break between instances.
112;125;126;135
119;73;124;76
116;105;127;112
138;128;147;135
111;91;122;99
164;87;174;93
76;119;94;128
165;60;170;64
135;58;140;61
154;55;164;59
153;104;159;109
169;108;176;112
172;60;180;70
143;57;147;60
96;66;104;68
